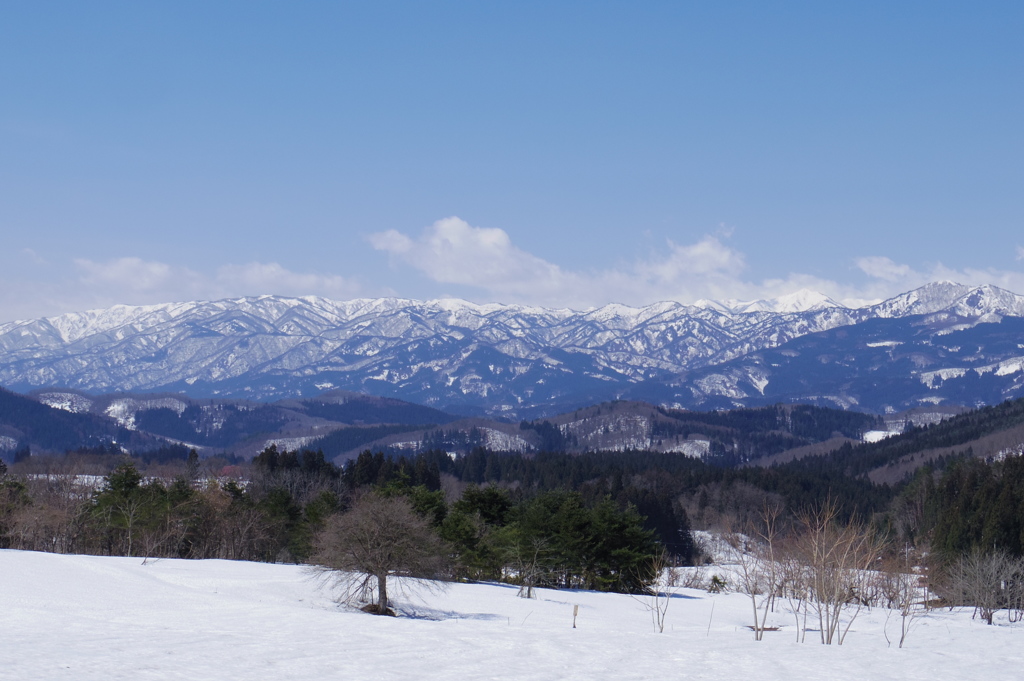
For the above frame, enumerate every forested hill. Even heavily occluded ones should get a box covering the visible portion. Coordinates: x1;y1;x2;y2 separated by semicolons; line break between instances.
312;400;884;464
652;403;881;466
0;387;163;455
800;397;1024;484
0;387;460;461
0;385;887;464
879;399;1024;560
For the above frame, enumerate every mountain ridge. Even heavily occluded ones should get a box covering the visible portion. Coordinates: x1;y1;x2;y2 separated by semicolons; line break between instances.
2;282;1024;417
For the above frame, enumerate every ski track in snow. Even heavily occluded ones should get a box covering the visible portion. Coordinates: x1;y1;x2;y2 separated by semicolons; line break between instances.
2;550;1020;681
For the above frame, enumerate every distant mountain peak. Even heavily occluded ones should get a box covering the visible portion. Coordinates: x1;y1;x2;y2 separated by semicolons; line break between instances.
692;289;844;314
871;282;1024;318
747;289;845;313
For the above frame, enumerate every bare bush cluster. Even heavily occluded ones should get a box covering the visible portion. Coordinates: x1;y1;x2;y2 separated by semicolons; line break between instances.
726;501;888;645
876;551;928;648
937;550;1024;625
2;469;90;553
667;562;712;591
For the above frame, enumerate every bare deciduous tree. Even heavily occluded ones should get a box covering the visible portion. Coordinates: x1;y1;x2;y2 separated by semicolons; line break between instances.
779;551;812;642
508;534;547;599
633;549;675;633
727;502;783;641
312;493;449;615
879;547;926;648
794;500;885;645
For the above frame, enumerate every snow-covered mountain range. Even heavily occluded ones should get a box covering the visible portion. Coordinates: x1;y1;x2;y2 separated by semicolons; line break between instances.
2;282;1023;417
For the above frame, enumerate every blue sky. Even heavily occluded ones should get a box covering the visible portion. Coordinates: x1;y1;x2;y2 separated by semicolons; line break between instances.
1;1;1022;321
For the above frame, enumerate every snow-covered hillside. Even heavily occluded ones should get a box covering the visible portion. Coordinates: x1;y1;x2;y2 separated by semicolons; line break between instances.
3;550;1021;680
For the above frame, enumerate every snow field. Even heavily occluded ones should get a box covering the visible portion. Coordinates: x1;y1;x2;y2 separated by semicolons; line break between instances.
2;550;1021;681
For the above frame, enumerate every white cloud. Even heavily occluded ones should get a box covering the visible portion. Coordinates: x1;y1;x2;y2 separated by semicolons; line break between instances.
854;256;914;282
369;217;834;308
75;257;201;295
370;217;1024;310
366;229;414;255
74;258;365;304
4;219;1024;323
213;262;364;300
369;217;571;296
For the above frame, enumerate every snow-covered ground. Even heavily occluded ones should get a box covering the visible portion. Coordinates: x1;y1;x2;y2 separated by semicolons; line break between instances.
863;429;899;443
3;550;1021;680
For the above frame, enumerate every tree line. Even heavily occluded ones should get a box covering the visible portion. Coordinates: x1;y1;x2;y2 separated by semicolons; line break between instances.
0;445;664;600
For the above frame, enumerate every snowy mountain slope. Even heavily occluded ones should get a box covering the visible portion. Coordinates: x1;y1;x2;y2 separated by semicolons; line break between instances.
1;283;1023;417
4;549;1022;681
868;282;1024;319
661;315;1024;413
696;288;845;314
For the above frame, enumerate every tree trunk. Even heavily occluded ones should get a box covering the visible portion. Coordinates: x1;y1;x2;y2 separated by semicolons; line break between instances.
377;572;389;614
